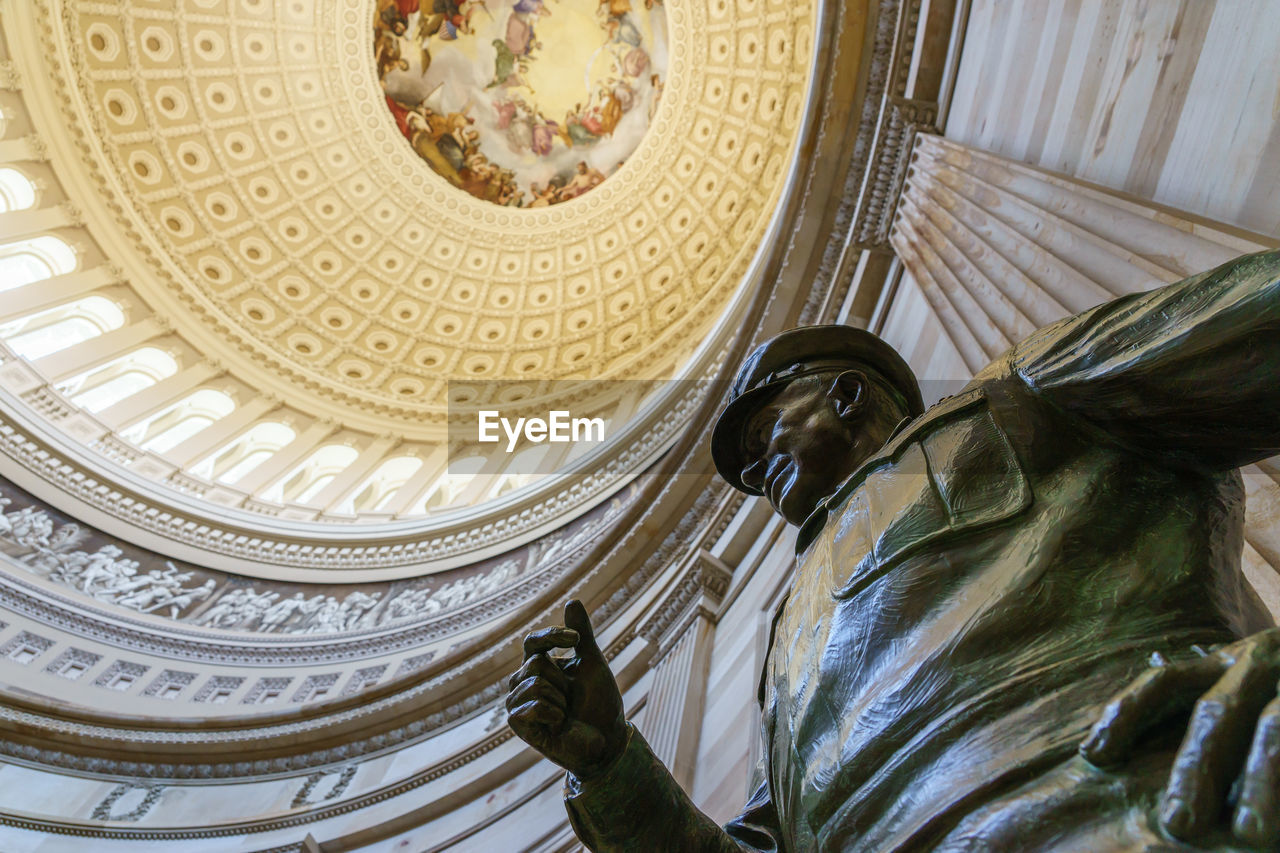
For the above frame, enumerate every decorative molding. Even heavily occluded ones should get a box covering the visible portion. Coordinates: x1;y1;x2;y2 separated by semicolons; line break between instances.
641;550;732;657
291;765;357;809
850;96;939;249
90;783;164;822
0;730;515;840
0;369;696;574
794;0;963;324
0;60;21;90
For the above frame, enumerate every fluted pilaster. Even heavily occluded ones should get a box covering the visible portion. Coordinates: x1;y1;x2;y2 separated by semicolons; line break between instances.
640;551;731;789
888;135;1280;617
0;266;117;320
233;420;340;497
34;318;167;383
311;435;401;512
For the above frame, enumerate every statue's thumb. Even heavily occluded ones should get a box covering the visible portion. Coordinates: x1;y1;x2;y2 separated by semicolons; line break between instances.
564;599;602;658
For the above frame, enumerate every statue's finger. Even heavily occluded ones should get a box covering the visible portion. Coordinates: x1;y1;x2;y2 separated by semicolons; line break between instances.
507;676;568;714
508;652;570;693
1160;653;1278;840
1080;655;1222;767
508;699;565;730
523;626;579;658
1231;692;1280;847
563;599;603;659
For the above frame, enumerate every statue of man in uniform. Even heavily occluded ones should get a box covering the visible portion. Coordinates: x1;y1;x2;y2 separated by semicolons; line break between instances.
507;250;1280;850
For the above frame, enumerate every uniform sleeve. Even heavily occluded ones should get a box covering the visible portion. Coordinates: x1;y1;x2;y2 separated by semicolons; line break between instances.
1011;248;1280;472
563;723;784;852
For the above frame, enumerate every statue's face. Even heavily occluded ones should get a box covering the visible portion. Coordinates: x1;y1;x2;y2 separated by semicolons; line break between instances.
739;370;905;526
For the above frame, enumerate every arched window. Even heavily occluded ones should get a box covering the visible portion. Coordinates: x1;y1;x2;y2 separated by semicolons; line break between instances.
0;169;37;213
55;347;179;413
262;444;359;505
336;455;424;514
120;389;236;454
0;235;77;292
414;455;486;513
191;421;297;485
0;295;124;360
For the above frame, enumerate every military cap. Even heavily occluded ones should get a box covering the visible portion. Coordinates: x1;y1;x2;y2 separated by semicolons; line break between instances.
711;325;925;495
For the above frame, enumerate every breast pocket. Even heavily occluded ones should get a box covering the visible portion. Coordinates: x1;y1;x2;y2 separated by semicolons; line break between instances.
831;399;1032;600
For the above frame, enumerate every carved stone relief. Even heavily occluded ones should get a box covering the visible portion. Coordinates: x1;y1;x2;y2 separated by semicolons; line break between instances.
0;476;634;635
90;783;164;822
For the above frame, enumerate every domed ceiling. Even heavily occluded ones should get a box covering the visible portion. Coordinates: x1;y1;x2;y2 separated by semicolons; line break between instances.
0;0;815;575
57;0;806;418
0;0;855;833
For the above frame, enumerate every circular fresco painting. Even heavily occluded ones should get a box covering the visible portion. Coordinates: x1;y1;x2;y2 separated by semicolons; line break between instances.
376;0;668;207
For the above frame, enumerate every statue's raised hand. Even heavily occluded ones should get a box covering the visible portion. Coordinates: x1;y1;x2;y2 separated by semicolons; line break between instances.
1081;627;1280;847
506;600;627;778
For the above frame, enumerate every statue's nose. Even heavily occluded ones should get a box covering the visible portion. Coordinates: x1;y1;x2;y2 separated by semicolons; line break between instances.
740;457;766;491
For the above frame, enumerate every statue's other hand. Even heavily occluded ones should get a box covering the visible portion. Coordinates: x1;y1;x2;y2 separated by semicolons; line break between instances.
1080;628;1280;847
506;599;628;779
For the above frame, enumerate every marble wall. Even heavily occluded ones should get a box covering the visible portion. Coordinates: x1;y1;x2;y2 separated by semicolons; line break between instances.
946;0;1280;239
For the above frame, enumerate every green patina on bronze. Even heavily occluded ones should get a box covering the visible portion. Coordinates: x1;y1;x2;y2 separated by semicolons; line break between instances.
509;250;1280;851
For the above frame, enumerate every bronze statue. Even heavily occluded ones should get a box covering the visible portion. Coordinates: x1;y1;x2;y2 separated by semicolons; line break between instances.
508;249;1280;850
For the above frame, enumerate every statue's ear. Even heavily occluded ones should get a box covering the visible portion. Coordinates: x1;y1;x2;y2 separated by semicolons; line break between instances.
828;370;867;421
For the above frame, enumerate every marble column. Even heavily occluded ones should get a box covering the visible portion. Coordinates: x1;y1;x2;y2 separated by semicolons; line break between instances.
311;434;401;512
889;134;1270;373
0;203;71;238
0;265;117;321
160;395;280;469
640;551;731;790
233;419;340;497
385;444;450;518
95;363;222;431
34;318;167;383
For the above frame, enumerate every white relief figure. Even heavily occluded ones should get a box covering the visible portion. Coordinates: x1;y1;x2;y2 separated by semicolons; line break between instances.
340;590;381;630
143;579;216;618
384;585;431;621
474;558;521;597
287;594;327;632
259;592;310;632
44;522;82;554
197;588;251;628
24;522;85;574
76;545;125;594
221;589;276;627
233;589;280;630
48;549;92;585
430;580;458;610
113;569;179;610
7;507;53;550
302;596;345;634
0;496;11;537
93;562;148;601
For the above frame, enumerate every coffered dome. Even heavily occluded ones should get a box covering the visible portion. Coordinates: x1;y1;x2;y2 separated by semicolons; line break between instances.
0;0;814;577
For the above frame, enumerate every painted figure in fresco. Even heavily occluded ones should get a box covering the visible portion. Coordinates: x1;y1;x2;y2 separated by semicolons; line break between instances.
506;0;549;57
488;38;533;91
376;0;665;207
558;161;605;201
598;0;630;19
507;250;1280;849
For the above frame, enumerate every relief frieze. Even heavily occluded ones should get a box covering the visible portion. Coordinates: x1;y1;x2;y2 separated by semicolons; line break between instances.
0;476;637;635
